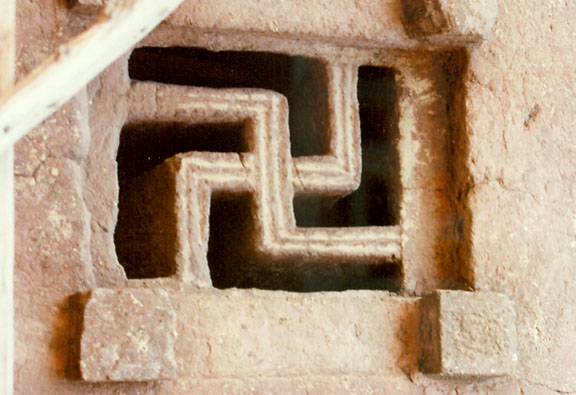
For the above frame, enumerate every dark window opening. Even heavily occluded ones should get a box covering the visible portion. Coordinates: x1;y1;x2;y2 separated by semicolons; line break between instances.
207;194;401;292
117;50;400;290
129;47;330;157
115;122;246;279
294;66;401;227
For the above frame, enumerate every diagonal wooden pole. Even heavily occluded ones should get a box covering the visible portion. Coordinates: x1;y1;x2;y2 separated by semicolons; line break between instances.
0;1;186;391
0;0;15;392
0;0;186;155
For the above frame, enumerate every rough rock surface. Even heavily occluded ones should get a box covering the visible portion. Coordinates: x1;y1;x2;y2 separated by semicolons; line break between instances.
463;2;576;391
12;0;576;394
420;290;517;377
80;288;177;382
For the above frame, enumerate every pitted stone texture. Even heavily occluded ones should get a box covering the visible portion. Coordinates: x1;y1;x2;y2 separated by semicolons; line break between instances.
80;288;177;382
420;290;517;377
84;58;130;287
14;91;91;178
402;0;498;42
15;157;95;293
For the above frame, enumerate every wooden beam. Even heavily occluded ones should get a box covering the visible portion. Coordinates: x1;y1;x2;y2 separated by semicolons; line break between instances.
0;0;186;155
0;0;15;392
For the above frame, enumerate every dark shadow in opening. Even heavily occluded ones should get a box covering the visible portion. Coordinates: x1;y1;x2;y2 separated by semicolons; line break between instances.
207;194;402;292
129;47;330;157
207;194;256;289
49;293;87;380
120;49;401;289
294;66;401;227
443;49;473;290
115;122;246;279
117;122;247;183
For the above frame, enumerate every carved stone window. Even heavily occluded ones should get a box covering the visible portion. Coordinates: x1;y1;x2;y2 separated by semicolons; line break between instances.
77;0;517;385
114;48;402;291
84;35;464;295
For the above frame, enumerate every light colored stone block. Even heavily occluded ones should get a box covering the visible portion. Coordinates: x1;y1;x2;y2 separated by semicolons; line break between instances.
402;0;498;42
174;290;420;377
70;0;104;14
80;288;177;382
420;290;517;377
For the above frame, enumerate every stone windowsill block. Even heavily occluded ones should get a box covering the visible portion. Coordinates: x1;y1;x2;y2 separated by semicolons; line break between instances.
420;290;517;377
80;288;178;382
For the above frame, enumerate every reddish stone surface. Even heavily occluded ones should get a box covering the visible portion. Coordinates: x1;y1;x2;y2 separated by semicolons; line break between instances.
12;0;576;394
80;288;177;382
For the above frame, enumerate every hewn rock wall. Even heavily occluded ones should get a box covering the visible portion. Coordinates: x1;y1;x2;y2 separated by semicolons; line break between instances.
12;0;576;393
464;2;576;391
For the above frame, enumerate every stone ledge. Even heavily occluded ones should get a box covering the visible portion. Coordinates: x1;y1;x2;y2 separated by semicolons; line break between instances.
420;290;517;377
71;0;496;49
78;287;517;381
80;288;178;382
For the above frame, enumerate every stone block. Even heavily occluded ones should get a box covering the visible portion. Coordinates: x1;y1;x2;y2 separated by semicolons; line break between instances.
175;290;420;377
80;288;177;382
402;0;498;42
420;290;517;377
71;0;104;14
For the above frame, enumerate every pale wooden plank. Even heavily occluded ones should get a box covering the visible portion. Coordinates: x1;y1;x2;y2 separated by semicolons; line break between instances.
0;0;186;155
0;0;15;391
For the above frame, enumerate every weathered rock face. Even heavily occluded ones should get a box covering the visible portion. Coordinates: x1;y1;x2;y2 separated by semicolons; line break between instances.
80;288;177;382
12;0;576;394
464;2;576;390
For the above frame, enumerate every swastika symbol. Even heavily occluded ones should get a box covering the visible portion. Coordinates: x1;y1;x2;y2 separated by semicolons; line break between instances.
121;62;401;287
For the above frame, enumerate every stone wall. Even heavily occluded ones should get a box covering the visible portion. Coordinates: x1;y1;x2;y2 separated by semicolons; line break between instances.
13;0;576;393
